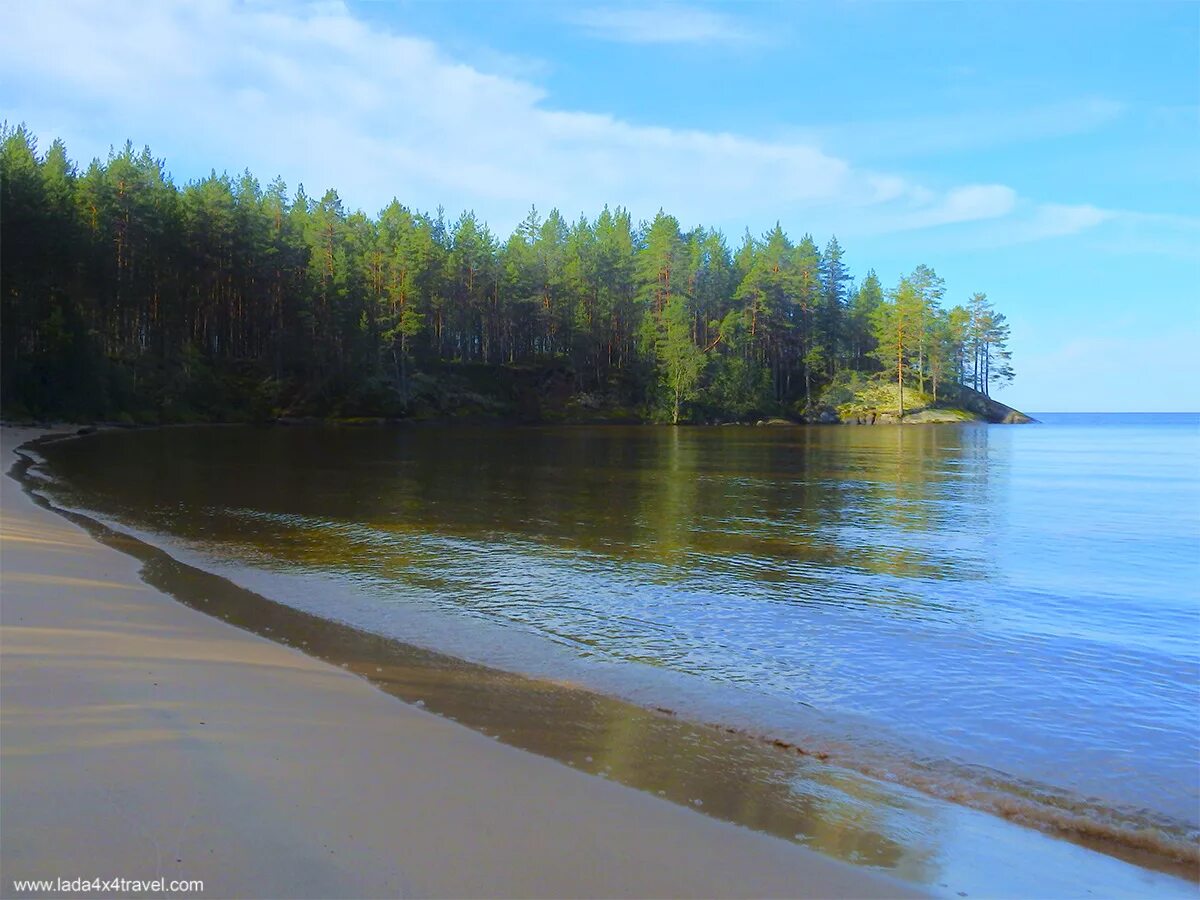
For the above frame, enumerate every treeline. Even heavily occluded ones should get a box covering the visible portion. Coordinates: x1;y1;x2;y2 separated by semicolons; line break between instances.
0;125;1014;423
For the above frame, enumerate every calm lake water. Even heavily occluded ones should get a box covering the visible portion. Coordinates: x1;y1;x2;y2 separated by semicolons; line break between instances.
32;414;1200;885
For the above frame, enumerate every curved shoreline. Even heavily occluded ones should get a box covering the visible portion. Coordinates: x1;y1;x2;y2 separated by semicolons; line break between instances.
6;427;1197;897
1;426;933;900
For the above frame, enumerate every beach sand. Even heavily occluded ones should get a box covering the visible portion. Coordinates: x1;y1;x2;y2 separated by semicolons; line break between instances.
0;427;920;899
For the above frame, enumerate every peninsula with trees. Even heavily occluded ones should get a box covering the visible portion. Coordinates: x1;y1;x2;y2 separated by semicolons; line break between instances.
1;128;1028;426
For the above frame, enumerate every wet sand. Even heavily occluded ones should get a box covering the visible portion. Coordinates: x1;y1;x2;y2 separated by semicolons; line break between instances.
0;427;920;900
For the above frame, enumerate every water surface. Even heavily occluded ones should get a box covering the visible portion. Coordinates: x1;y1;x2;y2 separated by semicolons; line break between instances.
31;415;1200;889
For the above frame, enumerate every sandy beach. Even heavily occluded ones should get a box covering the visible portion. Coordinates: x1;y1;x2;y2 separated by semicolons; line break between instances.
0;427;919;899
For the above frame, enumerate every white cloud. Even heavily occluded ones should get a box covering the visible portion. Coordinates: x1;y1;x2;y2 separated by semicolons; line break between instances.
963;202;1198;252
0;0;1107;246
566;5;763;46
900;184;1018;230
1021;203;1114;240
803;97;1127;160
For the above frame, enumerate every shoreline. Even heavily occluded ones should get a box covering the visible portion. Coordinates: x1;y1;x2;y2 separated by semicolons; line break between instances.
2;408;1029;429
3;376;1035;432
5;426;1196;897
0;425;920;899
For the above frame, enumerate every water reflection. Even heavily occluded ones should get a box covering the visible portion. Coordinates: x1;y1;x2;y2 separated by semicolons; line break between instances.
48;425;998;582
33;422;1200;886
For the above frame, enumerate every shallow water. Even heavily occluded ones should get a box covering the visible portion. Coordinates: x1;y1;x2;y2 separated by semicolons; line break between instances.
33;415;1200;884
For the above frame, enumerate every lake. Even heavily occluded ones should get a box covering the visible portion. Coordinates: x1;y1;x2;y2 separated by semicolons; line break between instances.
29;414;1200;893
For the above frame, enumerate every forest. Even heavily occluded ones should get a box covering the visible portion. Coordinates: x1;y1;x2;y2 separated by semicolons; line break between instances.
0;125;1015;425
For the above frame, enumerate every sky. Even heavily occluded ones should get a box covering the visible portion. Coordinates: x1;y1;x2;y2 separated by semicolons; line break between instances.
1;0;1196;411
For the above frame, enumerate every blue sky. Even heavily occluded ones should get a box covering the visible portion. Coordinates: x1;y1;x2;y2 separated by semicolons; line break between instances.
1;1;1196;410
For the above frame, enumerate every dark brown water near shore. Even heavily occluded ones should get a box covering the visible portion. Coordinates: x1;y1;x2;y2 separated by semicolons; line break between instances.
12;432;1199;891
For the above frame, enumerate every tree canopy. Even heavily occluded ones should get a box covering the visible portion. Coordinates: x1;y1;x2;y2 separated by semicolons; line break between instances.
0;125;1014;423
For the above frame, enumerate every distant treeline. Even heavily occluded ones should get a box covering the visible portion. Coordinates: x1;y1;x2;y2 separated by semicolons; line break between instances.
0;125;1013;423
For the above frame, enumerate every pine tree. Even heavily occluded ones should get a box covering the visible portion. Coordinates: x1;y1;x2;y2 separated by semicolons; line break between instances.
848;269;883;370
819;236;849;374
0;128;1016;423
870;276;923;418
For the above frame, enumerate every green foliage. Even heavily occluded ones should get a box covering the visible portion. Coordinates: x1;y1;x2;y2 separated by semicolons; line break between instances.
836;379;933;422
818;369;871;408
654;294;706;424
0;125;1015;424
705;311;772;419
